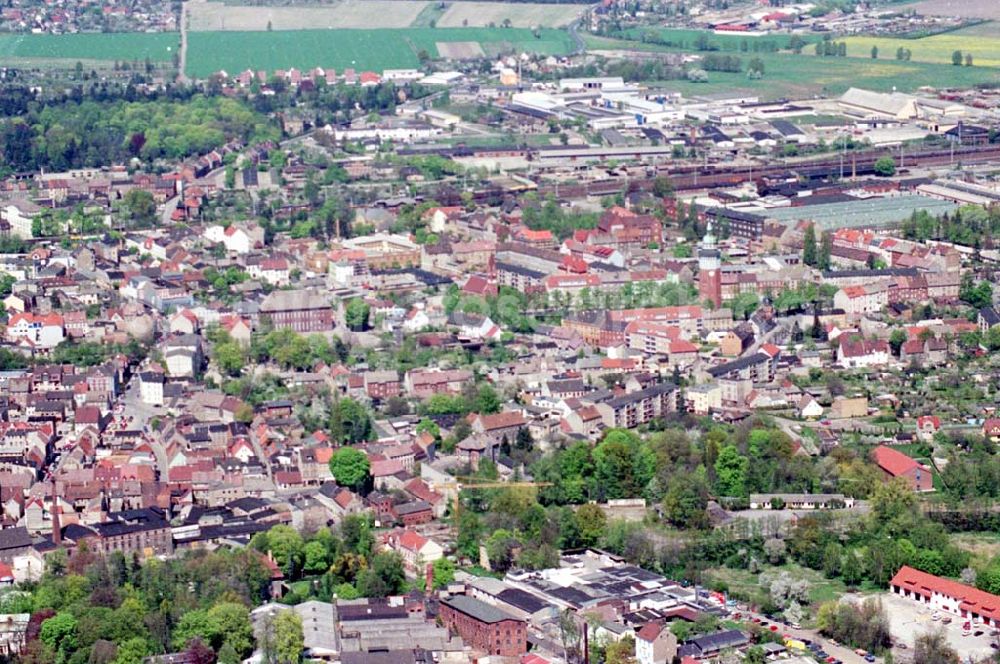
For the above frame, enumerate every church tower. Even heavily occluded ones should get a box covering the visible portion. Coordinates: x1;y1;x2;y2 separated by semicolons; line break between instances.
698;221;722;307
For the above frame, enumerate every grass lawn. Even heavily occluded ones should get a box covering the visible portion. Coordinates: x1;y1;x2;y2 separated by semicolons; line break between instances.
186;27;573;76
707;563;847;608
0;32;177;63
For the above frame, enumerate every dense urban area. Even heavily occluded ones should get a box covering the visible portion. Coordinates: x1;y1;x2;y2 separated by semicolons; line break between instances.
4;0;1000;664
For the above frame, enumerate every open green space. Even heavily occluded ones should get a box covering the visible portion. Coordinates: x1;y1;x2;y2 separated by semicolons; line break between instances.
585;34;1000;98
952;532;1000;565
620;27;817;52
0;32;177;63
185;27;573;76
707;563;849;607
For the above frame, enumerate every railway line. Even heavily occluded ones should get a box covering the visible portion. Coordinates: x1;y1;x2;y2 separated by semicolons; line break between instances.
426;143;1000;207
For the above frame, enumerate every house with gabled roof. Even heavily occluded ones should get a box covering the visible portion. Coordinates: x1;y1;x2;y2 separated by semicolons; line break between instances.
873;445;933;492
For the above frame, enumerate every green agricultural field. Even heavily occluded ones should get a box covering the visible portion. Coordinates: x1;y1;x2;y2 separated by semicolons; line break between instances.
843;33;1000;68
620;27;817;53
185;28;573;76
0;32;177;63
584;34;1000;98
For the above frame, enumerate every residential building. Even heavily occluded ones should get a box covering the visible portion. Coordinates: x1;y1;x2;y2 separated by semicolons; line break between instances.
635;623;678;664
596;383;678;429
384;529;444;573
873;445;933;492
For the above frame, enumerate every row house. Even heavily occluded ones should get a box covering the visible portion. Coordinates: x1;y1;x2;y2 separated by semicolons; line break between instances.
363;371;401;400
404;369;473;399
891;566;1000;628
833;283;888;318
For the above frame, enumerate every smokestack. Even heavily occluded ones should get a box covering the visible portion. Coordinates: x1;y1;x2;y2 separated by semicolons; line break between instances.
425;562;434;594
51;480;61;545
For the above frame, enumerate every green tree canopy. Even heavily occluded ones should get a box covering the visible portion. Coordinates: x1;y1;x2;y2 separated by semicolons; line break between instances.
329;447;370;490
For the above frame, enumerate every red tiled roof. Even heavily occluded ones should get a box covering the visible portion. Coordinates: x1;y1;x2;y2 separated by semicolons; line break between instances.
397;529;429;552
636;622;662;642
891;565;1000;622
917;415;940;429
477;411;526;431
873;445;919;477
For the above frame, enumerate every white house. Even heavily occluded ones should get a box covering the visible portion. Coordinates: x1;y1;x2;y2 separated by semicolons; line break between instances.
139;371;164;406
798;395;824;419
402;304;431;332
6;313;65;349
837;338;890;369
203;224;262;254
448;312;501;341
1;200;42;239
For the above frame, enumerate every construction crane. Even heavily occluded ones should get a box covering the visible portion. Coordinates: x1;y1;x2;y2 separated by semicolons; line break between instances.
450;476;552;517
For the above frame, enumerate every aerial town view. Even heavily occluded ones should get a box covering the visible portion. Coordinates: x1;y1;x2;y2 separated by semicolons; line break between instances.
5;0;1000;662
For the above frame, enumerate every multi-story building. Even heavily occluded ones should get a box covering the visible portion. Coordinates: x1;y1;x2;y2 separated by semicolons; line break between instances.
363;371;401;400
65;508;174;558
873;445;933;492
834;283;889;317
260;290;333;332
404;369;473;399
439;595;527;657
706;350;777;383
596;383;678;429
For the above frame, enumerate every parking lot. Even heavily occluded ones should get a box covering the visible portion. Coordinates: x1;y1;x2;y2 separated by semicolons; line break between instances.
873;592;998;660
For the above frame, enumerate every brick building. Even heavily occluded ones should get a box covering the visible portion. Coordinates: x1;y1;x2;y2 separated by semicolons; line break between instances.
363;370;401;400
64;508;174;558
259;289;333;332
439;595;526;657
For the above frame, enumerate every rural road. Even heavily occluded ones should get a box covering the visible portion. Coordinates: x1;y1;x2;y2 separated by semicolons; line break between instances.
177;1;191;83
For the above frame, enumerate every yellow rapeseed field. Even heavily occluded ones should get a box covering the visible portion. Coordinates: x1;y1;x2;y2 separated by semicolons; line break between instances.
844;33;1000;68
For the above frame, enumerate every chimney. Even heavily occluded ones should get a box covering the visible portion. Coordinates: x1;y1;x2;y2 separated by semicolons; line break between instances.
425;562;434;594
51;480;61;545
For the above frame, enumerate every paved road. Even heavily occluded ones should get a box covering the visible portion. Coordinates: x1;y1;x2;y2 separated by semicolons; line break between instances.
742;610;873;664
